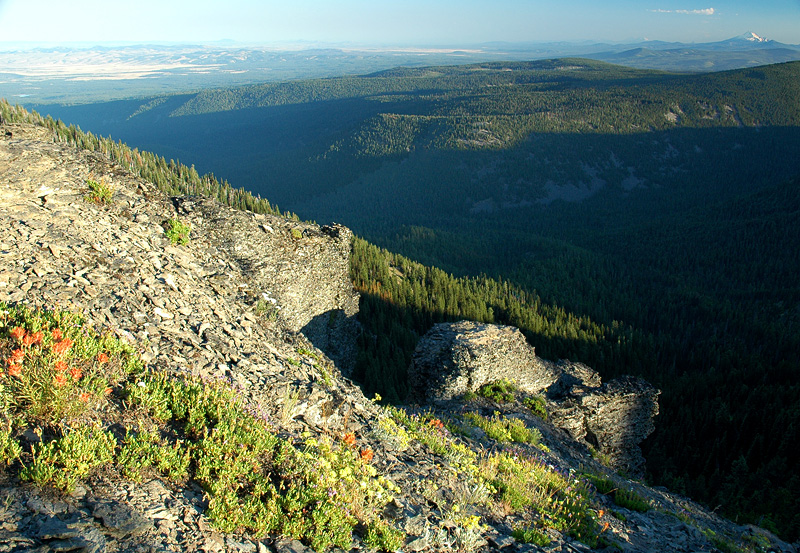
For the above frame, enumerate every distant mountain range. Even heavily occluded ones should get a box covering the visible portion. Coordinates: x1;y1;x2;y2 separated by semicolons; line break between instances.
1;33;798;104
580;32;800;72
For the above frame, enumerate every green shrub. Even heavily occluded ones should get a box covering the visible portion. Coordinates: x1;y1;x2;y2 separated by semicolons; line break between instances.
512;525;550;546
476;379;517;403
117;427;191;482
614;488;650;512
463;411;541;445
480;451;598;546
85;177;114;204
20;424;117;493
586;473;617;495
164;218;191;245
363;518;405;552
0;425;22;465
585;473;650;512
523;395;548;420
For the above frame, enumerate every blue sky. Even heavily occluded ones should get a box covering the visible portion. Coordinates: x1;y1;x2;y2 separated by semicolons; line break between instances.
0;0;798;45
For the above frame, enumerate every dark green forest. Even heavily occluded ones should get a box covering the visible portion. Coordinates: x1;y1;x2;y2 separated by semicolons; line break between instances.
7;59;800;540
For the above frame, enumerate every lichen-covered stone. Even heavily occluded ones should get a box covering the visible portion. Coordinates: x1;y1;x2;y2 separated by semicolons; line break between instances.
408;321;559;403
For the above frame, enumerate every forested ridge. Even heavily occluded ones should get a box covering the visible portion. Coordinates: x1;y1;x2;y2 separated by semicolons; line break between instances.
9;59;800;540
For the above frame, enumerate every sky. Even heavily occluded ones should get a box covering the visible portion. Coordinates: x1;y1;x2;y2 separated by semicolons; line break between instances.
0;0;798;46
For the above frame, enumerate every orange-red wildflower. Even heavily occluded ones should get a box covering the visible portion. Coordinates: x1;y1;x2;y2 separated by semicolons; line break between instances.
360;449;374;463
104;387;112;395
9;349;24;364
52;338;74;356
343;433;357;446
69;367;83;380
9;327;25;342
96;352;109;363
79;392;91;403
54;361;68;372
7;364;22;378
52;328;63;341
30;331;44;345
53;374;67;387
22;333;36;347
601;522;610;533
429;418;444;429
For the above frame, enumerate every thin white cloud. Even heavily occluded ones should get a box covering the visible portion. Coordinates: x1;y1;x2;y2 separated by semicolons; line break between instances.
650;8;716;15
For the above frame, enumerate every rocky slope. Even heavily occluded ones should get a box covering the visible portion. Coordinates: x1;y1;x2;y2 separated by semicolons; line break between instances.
0;121;795;553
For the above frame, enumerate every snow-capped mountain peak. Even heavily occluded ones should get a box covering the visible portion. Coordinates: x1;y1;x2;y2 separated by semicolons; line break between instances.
738;32;769;43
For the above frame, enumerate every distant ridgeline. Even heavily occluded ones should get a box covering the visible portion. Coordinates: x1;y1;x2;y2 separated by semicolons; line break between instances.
6;57;800;541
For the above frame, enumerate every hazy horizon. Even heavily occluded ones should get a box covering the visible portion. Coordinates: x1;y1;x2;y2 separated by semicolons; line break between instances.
0;0;798;47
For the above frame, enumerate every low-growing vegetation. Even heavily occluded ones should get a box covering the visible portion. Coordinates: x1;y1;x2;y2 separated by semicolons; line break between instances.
0;303;402;552
85;177;114;204
512;524;551;546
475;379;517;403
523;395;548;420
462;411;542;446
480;450;598;546
164;217;191;245
385;406;602;548
585;473;651;513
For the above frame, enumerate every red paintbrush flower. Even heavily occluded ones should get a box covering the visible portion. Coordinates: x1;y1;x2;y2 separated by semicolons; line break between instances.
8;349;24;364
9;327;25;342
52;338;74;356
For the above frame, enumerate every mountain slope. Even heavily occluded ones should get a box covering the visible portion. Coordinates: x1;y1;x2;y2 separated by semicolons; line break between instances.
10;60;800;540
6;116;799;553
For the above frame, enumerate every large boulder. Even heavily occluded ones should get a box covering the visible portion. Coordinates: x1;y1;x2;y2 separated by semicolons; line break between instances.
548;374;660;477
409;321;659;476
408;321;560;403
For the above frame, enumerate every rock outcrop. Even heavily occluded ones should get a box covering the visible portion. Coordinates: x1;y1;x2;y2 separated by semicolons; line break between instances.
408;321;559;403
409;321;659;476
173;196;359;375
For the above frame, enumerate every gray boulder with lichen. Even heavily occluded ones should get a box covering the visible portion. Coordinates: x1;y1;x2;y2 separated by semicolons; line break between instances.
409;320;659;476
